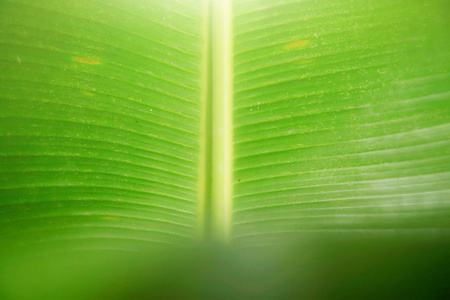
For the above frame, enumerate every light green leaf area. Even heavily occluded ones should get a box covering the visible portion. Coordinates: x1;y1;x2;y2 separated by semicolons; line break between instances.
0;0;204;255
232;0;450;245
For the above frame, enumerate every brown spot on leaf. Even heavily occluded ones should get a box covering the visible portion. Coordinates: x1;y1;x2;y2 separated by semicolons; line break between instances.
75;57;101;65
284;40;310;50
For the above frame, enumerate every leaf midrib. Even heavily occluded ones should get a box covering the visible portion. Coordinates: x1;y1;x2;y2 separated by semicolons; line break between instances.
198;0;233;243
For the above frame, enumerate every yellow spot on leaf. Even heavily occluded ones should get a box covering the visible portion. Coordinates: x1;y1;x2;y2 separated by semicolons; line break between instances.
81;91;94;96
75;57;101;65
284;40;310;50
101;216;118;220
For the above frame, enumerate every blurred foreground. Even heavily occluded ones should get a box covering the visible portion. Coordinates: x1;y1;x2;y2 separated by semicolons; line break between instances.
1;235;449;299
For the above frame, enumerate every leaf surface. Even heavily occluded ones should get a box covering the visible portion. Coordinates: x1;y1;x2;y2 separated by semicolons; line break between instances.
0;0;449;291
232;0;450;246
0;0;204;256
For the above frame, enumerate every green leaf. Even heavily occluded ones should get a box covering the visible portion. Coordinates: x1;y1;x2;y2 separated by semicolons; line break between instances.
1;0;449;298
0;0;205;255
232;0;450;246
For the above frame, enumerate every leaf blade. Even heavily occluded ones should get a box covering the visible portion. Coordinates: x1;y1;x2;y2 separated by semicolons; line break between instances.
232;0;450;245
0;0;205;256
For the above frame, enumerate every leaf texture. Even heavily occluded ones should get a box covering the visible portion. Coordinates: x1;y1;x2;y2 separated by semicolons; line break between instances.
1;0;449;258
1;0;450;298
232;0;450;246
0;0;204;257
